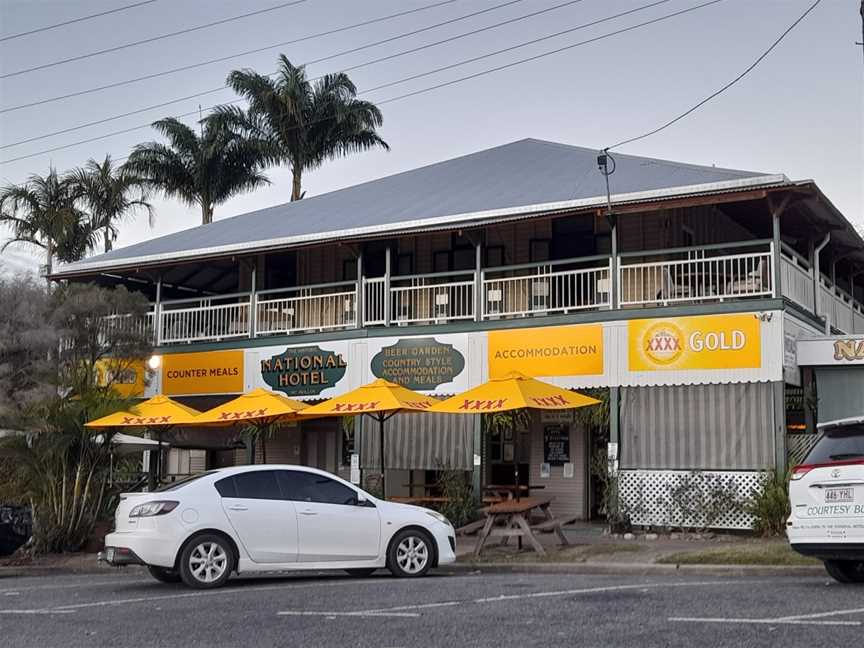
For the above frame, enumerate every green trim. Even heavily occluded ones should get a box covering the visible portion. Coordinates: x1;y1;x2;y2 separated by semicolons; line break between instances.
154;299;787;354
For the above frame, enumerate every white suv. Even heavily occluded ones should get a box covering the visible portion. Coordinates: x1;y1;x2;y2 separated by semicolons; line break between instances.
103;465;456;588
788;416;864;583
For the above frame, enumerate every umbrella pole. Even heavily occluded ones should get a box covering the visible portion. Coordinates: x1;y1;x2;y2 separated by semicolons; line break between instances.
379;414;386;500
512;412;520;502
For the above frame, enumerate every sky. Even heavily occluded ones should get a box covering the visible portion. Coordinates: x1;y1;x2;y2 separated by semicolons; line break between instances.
1;0;862;275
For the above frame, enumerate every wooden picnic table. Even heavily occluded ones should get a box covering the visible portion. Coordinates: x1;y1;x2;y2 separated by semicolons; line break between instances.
483;484;546;500
473;496;569;557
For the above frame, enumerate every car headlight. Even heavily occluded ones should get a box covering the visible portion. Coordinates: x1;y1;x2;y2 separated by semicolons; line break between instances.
129;500;179;517
425;510;451;526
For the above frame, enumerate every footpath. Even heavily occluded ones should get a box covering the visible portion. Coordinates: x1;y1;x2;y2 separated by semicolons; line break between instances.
2;523;822;579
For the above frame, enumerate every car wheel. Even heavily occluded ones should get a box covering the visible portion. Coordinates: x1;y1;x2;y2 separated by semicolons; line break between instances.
147;565;182;584
345;568;377;577
825;560;864;584
179;534;234;589
387;529;433;578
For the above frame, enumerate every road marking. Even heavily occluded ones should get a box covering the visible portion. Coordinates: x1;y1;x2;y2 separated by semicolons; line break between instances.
277;580;771;619
669;617;860;627
776;606;864;621
0;576;383;615
0;609;76;615
0;577;151;594
278;611;421;618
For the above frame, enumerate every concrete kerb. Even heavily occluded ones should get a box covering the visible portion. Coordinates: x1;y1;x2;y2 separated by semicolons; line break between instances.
440;561;825;578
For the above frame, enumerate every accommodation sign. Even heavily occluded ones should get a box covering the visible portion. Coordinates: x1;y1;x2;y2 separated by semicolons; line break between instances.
261;345;347;396
370;337;465;390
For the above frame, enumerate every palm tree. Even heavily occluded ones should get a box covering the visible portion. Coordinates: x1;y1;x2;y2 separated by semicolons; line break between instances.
213;55;388;202
126;117;269;225
70;155;154;253
0;168;95;281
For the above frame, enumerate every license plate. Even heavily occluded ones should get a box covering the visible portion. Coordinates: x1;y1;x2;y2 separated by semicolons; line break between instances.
105;547;115;563
825;488;854;503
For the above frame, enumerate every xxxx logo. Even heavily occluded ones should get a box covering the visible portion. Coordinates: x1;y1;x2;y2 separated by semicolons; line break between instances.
122;416;171;425
643;323;684;365
333;401;381;412
404;401;433;410
218;408;268;420
530;395;569;407
458;399;507;411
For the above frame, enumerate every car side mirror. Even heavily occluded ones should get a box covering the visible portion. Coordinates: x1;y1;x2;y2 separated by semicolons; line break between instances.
356;492;368;506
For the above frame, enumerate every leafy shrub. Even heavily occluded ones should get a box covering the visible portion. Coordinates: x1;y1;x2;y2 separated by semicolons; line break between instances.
746;468;790;536
435;467;477;529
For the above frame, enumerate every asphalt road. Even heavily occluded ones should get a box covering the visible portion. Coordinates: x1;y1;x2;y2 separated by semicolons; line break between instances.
1;567;862;647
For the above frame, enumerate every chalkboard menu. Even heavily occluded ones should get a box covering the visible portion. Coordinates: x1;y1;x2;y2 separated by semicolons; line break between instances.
543;425;570;466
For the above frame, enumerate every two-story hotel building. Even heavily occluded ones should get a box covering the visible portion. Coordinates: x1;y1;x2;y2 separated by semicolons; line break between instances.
53;139;864;528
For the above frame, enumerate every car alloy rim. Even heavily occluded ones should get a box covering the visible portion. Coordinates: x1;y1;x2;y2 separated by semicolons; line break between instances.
189;541;228;583
396;536;428;574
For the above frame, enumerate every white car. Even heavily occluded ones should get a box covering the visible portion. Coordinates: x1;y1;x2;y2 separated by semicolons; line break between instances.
788;416;864;583
103;465;456;588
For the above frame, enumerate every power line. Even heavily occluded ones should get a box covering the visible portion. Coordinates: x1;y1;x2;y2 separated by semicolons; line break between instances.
0;0;728;166
0;0;308;80
606;0;823;150
0;0;457;114
6;0;653;150
1;0;548;145
0;0;157;43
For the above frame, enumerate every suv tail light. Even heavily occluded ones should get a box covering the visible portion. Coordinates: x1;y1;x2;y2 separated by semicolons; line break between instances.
791;458;864;480
790;465;812;481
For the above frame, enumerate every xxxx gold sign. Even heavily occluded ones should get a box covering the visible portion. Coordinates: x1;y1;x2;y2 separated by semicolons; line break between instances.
629;314;761;372
163;350;244;395
95;358;146;398
488;325;603;379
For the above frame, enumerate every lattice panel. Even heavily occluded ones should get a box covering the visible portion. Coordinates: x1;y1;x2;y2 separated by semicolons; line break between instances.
787;433;819;467
618;470;764;530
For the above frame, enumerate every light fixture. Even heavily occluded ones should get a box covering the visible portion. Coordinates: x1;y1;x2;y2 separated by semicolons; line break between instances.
147;355;162;370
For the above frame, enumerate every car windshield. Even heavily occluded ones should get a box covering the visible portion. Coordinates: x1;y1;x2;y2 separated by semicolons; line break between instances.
154;471;215;492
803;423;864;465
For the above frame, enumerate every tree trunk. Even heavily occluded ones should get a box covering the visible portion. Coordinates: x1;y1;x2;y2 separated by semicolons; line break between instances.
104;226;112;253
202;203;214;225
45;238;53;292
291;167;303;202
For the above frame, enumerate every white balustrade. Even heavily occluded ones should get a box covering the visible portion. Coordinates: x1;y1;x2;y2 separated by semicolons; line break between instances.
482;261;610;319
159;295;251;344
780;254;814;311
390;273;475;325
363;277;386;326
255;283;357;336
619;246;773;307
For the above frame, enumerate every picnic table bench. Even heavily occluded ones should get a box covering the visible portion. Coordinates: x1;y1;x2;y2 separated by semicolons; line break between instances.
473;496;570;557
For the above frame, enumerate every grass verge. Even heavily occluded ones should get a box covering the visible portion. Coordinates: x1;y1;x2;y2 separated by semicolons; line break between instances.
656;543;819;566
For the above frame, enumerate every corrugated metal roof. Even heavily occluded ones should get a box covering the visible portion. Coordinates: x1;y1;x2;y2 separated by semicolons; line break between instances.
55;138;777;276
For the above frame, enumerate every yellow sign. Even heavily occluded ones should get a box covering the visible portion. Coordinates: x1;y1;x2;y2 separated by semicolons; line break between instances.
488;325;604;379
628;314;761;372
162;350;244;395
95;358;147;398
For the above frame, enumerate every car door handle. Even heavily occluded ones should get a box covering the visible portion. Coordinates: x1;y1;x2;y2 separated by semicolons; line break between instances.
299;510;318;516
227;505;248;511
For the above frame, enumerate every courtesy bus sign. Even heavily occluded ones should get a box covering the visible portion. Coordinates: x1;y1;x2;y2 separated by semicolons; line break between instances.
628;314;761;371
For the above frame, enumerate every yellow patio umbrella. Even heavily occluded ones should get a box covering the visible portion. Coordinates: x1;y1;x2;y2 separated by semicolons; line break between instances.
195;388;311;463
299;379;440;498
430;372;600;498
85;395;202;489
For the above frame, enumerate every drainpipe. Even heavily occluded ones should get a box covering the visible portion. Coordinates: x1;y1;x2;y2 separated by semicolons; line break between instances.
771;208;782;298
474;239;482;322
249;261;257;339
813;234;830;331
154;274;162;347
